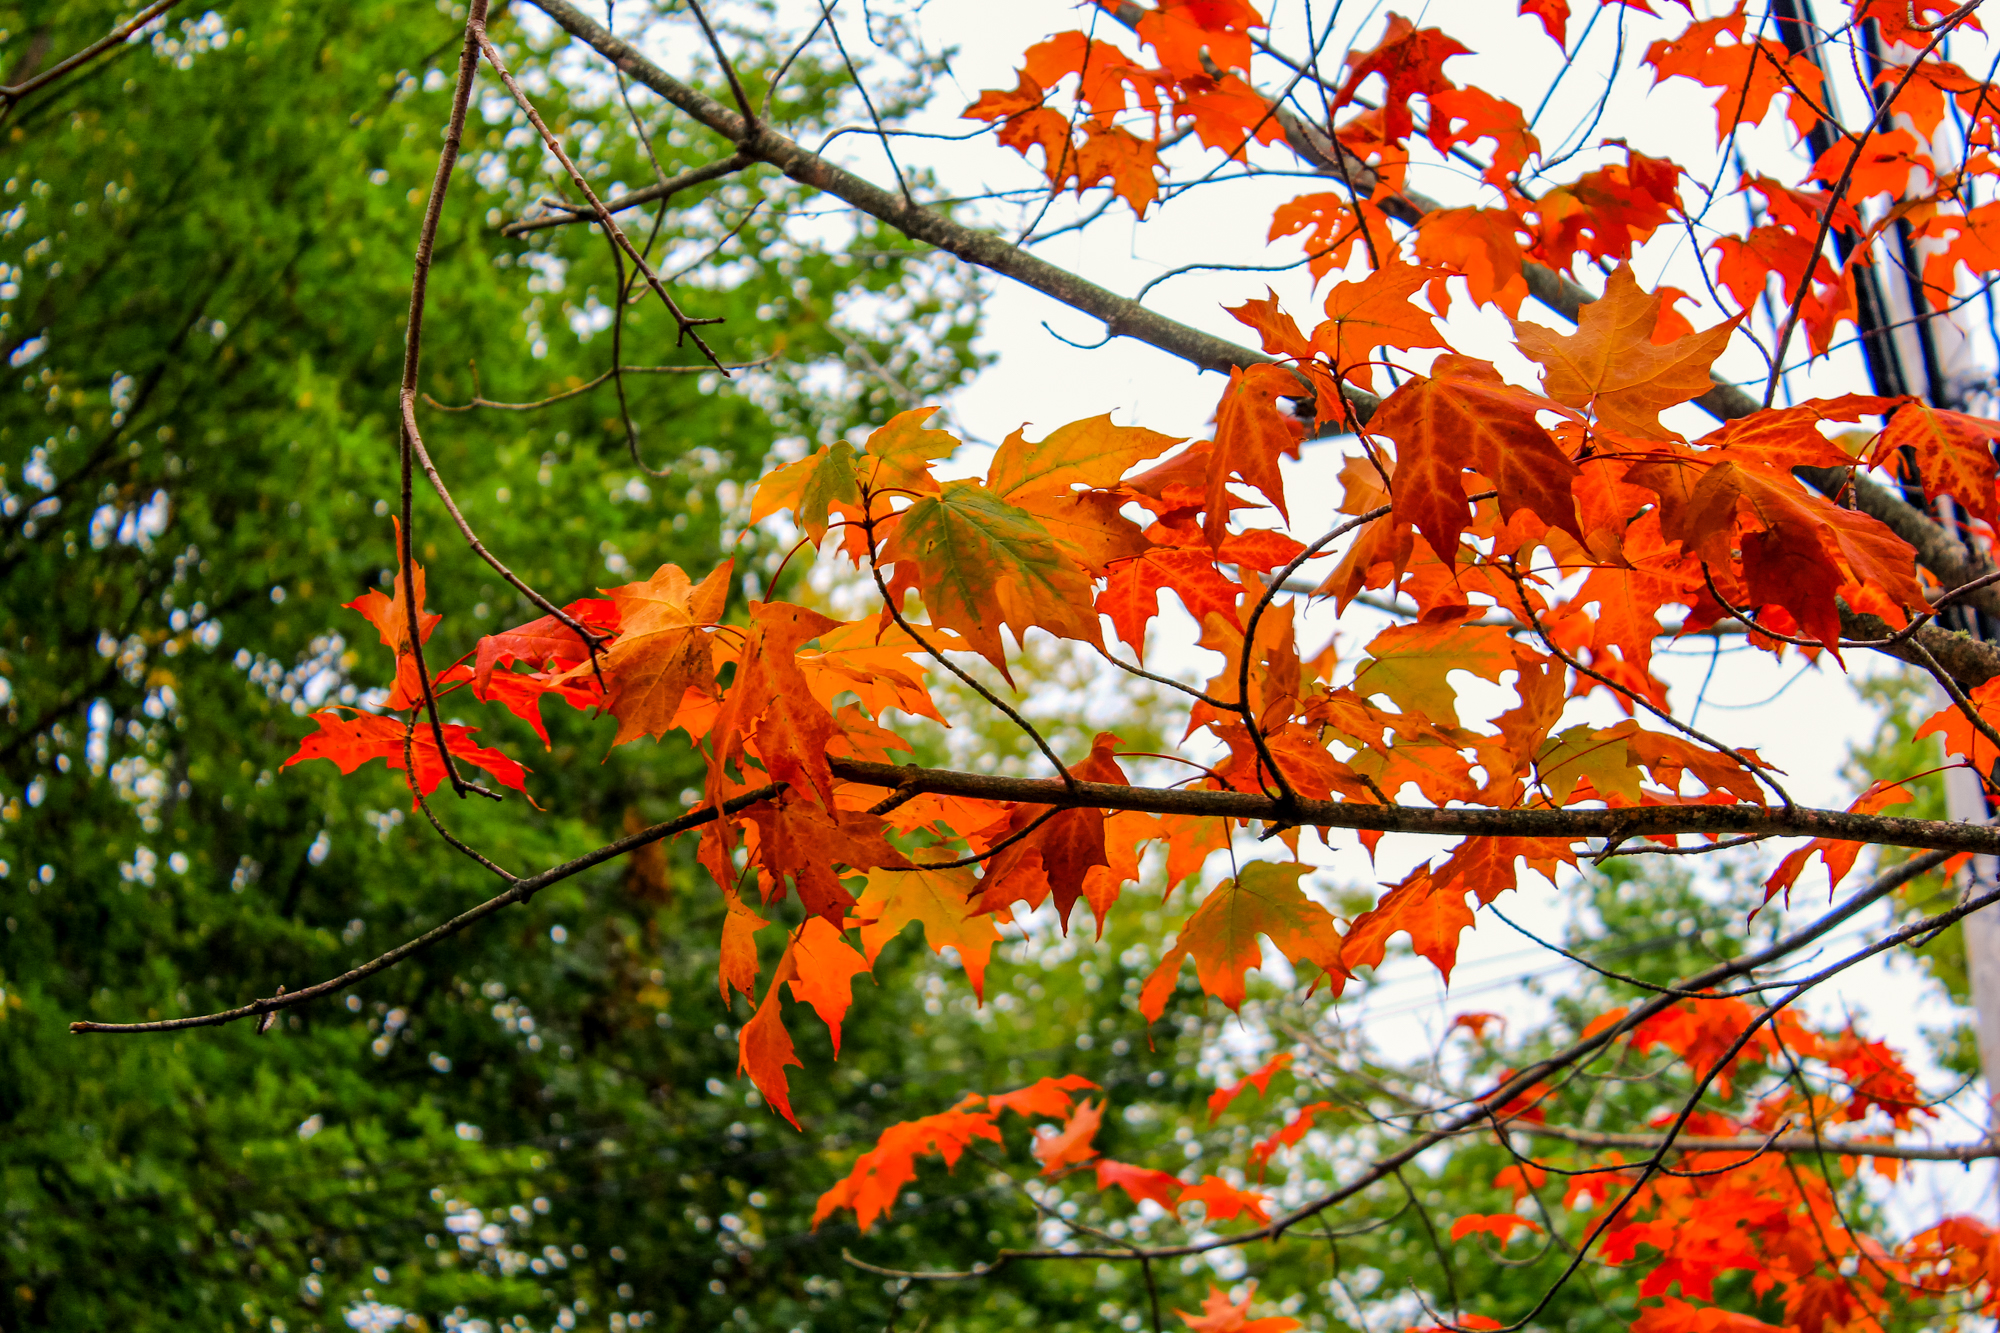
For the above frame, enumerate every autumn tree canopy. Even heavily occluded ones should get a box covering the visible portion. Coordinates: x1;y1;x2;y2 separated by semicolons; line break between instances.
26;0;2000;1328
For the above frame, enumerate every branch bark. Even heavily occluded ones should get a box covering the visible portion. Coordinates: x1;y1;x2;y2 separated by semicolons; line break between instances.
524;0;1322;386
1512;1121;2000;1164
825;758;2000;854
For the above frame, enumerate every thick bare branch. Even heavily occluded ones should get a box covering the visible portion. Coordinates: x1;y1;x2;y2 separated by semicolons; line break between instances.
524;0;1316;388
1513;1122;2000;1164
825;758;2000;854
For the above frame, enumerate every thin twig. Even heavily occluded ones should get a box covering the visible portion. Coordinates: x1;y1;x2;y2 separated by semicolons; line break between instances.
71;785;786;1034
0;0;178;116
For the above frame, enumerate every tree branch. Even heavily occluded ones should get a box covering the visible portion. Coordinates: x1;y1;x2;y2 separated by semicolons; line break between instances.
523;0;1325;390
826;758;2000;854
69;784;784;1035
1511;1121;2000;1164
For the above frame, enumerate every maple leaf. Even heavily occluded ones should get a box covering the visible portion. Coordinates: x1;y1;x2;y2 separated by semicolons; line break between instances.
1207;363;1307;544
1073;125;1165;214
1226;289;1313;360
1139;862;1347;1018
1249;1101;1335;1178
853;863;1005;1000
749;440;862;544
583;560;730;748
1520;0;1569;44
706;600;843;802
1100;545;1245;657
1208;1051;1293;1122
975;733;1130;928
744;796;910;926
717;881;769;1004
1368;354;1584;559
739;947;805;1129
1536;723;1647;806
1031;1098;1103;1174
1176;1282;1300;1333
987;1074;1101;1120
785;916;872;1057
1349;622;1517;726
1020;31;1164;130
284;709;529;804
1339;866;1478;982
1414;209;1531;316
1513;265;1739;440
1427;87;1540;181
1336;13;1470;141
987;413;1183;499
1269;192;1395;283
1530;149;1684;271
984;415;1173;573
1646;15;1826;143
1178;1175;1272;1224
344;520;443;710
1451;1213;1543;1244
880;478;1103;680
1762;780;1912;908
473;596;617;693
1917;677;2000;772
1631;1300;1787;1333
1310;260;1449;389
859;404;960;498
1872;402;2000;526
812;1101;1004;1231
1647;458;1926;651
1097;1159;1187;1210
1805;128;1932;201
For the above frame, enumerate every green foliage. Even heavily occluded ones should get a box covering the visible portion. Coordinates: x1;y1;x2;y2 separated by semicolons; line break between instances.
0;2;997;1328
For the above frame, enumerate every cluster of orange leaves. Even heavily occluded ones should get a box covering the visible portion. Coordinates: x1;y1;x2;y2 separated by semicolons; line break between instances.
285;0;2000;1326
816;1008;1986;1333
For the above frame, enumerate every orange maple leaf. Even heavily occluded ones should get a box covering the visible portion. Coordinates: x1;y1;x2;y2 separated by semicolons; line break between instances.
1031;1098;1104;1174
1336;13;1470;141
1339;865;1477;982
738;947;805;1130
1097;1159;1187;1210
974;733;1131;928
1917;677;2000;772
343;519;444;711
1176;1282;1300;1333
1206;363;1306;545
1178;1175;1272;1224
1249;1100;1335;1178
1872;401;2000;526
987;1074;1101;1120
1762;779;1913;908
744;796;910;926
1451;1212;1543;1244
1140;862;1347;1018
811;1100;1003;1231
785;916;872;1057
1310;260;1449;389
1413;208;1531;316
284;708;529;805
880;478;1104;681
1513;265;1739;440
1368;354;1584;560
578;560;730;748
1208;1051;1293;1122
853;863;1004;1000
705;600;843;802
